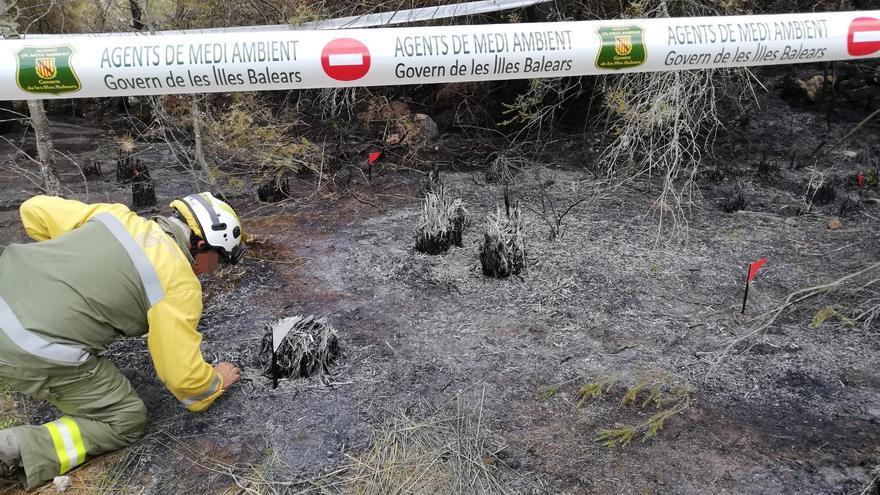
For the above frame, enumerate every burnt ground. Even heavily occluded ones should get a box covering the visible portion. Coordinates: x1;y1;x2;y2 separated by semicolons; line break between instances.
0;67;879;494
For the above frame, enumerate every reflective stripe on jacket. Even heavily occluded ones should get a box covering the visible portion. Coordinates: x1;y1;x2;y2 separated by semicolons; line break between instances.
4;195;223;412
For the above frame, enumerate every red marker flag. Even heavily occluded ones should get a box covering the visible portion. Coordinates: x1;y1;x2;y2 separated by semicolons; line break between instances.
368;151;382;164
858;172;864;188
742;257;768;313
747;258;768;284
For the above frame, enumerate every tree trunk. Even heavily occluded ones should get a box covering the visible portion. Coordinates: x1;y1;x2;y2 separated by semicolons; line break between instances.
190;97;221;194
128;0;155;33
1;0;63;196
26;100;62;196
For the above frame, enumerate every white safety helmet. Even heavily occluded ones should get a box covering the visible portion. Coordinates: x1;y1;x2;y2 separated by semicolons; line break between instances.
170;192;246;264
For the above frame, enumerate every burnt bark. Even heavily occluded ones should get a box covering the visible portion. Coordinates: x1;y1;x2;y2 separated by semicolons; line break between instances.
129;0;145;30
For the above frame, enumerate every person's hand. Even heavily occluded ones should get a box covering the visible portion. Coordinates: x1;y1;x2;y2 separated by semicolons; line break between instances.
215;362;241;390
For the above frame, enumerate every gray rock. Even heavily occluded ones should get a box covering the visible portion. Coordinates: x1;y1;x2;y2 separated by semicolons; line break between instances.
412;113;439;141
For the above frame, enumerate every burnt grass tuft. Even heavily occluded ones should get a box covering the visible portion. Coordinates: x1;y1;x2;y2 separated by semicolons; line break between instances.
257;315;340;380
415;185;468;254
480;204;526;278
811;181;836;205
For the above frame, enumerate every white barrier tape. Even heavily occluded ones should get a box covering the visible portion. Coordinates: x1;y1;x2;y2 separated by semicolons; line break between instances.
20;0;552;37
1;11;878;101
301;0;550;30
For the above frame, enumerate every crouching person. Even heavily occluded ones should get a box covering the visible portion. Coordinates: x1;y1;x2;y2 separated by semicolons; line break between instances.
0;193;245;489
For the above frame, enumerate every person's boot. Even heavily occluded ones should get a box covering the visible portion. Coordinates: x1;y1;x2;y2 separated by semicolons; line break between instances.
0;429;21;482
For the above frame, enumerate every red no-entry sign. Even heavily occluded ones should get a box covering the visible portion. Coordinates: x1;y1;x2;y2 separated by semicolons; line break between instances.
848;17;880;56
321;38;371;81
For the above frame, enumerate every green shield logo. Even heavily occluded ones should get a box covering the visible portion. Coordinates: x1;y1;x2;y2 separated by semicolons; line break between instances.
596;26;646;70
16;45;81;96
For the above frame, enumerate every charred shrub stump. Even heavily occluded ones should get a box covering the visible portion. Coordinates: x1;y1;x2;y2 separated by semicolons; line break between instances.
83;159;102;178
257;177;290;202
116;155;135;182
810;181;836;206
415;185;468;254
480;205;526;278
131;162;156;208
257;315;340;380
837;192;861;216
755;152;777;180
718;184;747;213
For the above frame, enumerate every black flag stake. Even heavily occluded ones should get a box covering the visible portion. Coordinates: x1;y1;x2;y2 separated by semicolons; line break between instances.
271;349;278;389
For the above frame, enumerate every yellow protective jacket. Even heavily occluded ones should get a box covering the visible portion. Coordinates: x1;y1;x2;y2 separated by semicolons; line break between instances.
12;196;223;412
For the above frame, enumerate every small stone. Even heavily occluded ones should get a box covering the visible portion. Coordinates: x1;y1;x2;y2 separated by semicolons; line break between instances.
826;217;842;230
412;113;439;141
53;475;71;492
385;133;401;145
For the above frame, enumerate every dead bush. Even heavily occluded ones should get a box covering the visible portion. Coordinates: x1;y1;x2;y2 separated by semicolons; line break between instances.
485;151;528;184
524;174;588;241
500;77;586;142
147;92;322;193
599;0;753;237
201;93;321;177
358;97;439;158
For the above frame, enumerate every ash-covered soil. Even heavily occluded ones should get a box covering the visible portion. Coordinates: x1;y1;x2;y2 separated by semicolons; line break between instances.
0;67;879;494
